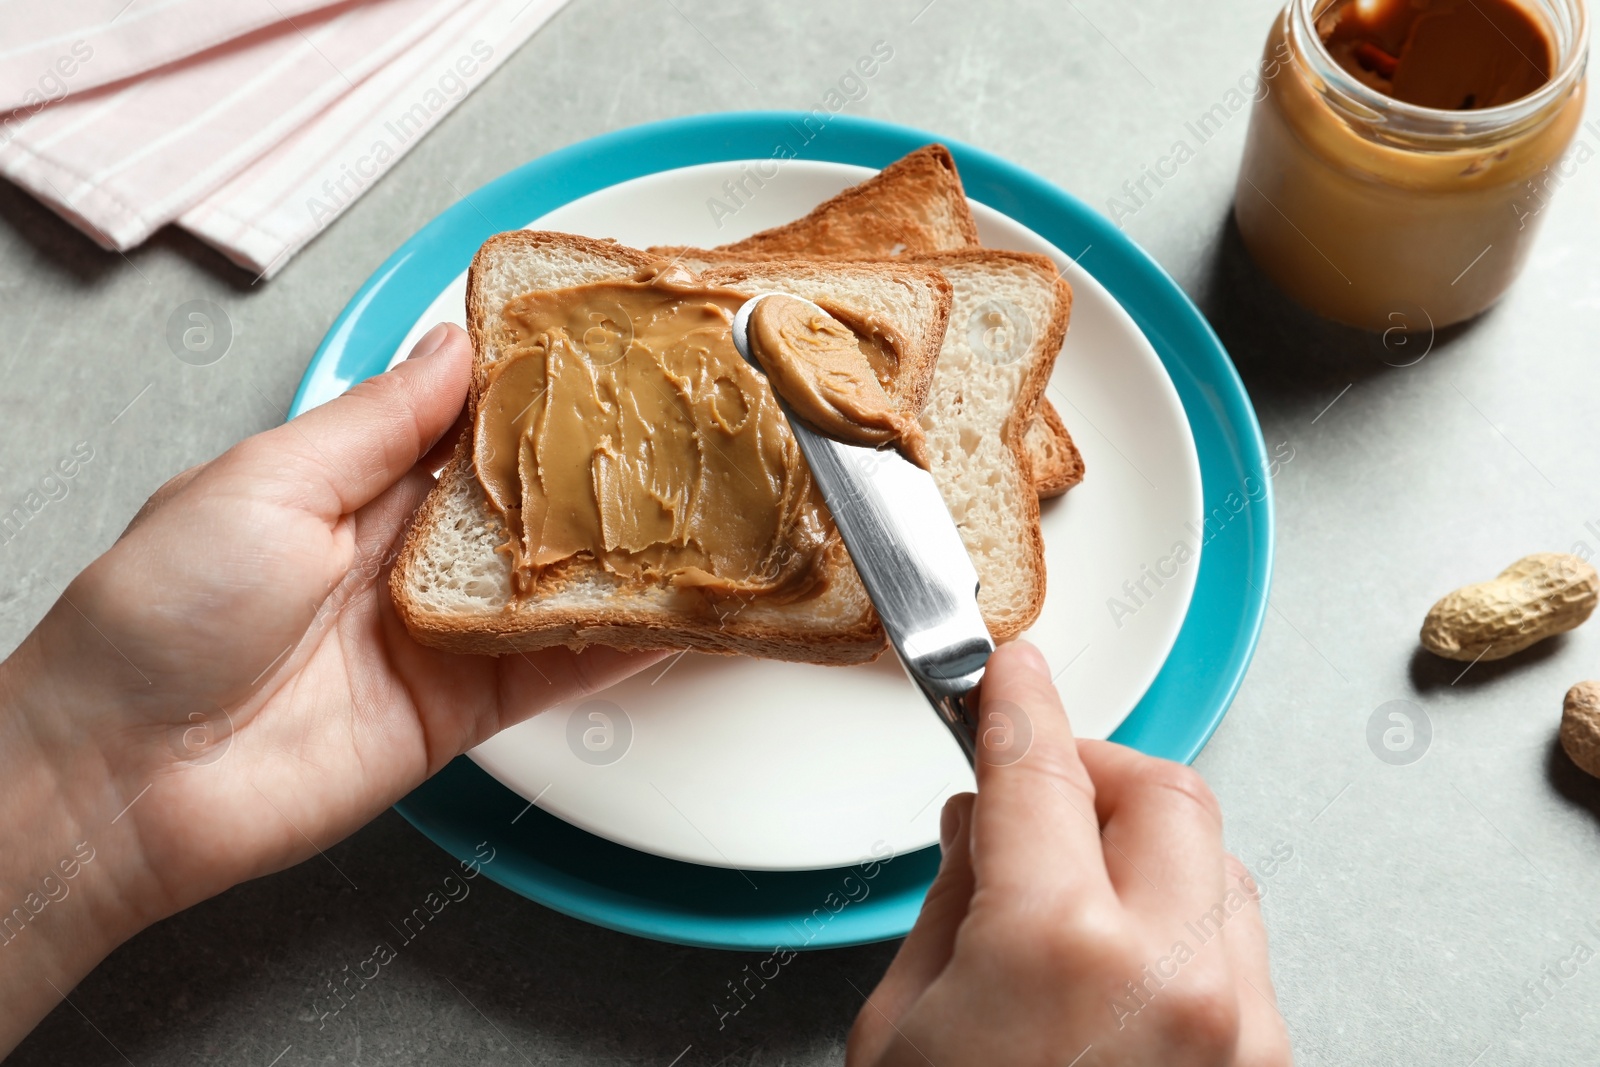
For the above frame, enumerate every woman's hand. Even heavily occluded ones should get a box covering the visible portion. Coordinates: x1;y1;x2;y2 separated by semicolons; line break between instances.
848;641;1293;1066
0;324;658;1051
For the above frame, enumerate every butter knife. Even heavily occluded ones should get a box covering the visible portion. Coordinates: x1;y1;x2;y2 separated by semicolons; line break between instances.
731;294;993;765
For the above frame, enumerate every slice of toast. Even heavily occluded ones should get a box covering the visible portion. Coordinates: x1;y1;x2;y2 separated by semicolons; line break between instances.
658;144;1084;499
717;144;981;259
391;231;959;664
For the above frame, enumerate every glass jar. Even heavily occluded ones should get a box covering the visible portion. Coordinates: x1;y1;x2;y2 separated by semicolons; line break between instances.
1235;0;1588;332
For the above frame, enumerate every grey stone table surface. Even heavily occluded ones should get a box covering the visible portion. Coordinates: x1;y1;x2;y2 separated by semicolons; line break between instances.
5;0;1600;1063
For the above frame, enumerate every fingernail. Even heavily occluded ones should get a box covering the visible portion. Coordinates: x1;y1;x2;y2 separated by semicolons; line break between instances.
407;322;452;361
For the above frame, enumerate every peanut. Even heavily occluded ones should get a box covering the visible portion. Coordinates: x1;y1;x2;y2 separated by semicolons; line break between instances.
1420;552;1599;662
1560;681;1600;778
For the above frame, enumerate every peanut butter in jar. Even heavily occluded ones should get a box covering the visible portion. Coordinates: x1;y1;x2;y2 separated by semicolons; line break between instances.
1235;0;1588;332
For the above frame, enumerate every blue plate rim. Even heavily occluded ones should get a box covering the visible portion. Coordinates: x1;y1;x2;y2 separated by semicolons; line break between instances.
293;110;1274;950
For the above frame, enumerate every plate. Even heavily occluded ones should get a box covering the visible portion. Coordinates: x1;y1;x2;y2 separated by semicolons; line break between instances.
307;162;1206;872
294;112;1273;946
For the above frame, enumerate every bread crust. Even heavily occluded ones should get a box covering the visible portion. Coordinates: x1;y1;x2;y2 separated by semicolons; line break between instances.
718;144;981;258
1024;395;1085;498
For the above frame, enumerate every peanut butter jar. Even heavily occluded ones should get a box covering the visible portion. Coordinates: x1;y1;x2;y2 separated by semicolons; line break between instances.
1235;0;1589;332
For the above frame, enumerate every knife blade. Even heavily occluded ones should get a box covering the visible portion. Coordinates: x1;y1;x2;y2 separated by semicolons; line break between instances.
731;293;993;764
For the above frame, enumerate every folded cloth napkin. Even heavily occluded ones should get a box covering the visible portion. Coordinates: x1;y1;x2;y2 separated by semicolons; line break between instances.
0;0;343;113
183;0;568;278
0;0;568;278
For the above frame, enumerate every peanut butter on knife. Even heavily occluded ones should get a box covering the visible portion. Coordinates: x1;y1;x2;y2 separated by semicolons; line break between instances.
746;294;929;469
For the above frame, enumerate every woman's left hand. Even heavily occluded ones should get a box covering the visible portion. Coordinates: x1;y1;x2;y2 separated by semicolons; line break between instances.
0;323;658;1053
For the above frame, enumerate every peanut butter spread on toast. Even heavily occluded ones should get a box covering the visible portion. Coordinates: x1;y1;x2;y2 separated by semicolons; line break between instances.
747;294;929;468
473;268;904;603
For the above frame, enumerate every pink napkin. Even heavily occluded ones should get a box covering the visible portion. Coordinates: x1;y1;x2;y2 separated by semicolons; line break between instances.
0;0;342;113
0;0;568;278
183;0;567;278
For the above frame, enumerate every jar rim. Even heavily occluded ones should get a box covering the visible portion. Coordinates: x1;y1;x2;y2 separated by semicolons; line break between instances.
1290;0;1589;136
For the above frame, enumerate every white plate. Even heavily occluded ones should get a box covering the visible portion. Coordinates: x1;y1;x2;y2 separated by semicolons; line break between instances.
381;161;1203;872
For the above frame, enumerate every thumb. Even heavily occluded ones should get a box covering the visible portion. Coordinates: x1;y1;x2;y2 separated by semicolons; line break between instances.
233;323;472;519
848;792;976;1065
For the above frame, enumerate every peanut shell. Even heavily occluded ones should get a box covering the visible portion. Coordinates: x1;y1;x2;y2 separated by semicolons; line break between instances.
1560;681;1600;778
1420;552;1599;662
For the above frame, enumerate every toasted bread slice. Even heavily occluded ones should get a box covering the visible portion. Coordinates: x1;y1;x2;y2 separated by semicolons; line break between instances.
717;144;981;259
391;231;958;664
655;144;1082;498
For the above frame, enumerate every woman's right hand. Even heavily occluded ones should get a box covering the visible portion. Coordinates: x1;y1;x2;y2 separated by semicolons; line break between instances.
847;641;1292;1066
